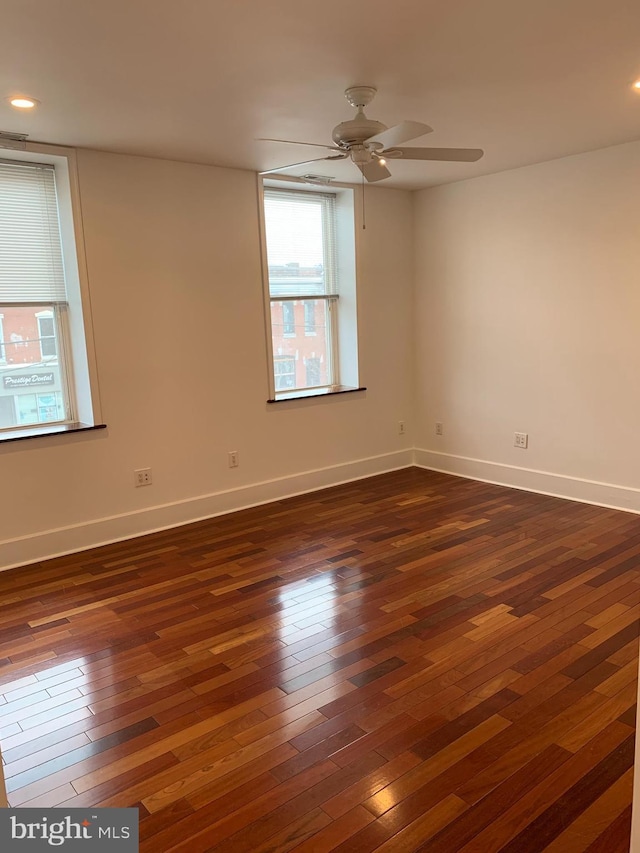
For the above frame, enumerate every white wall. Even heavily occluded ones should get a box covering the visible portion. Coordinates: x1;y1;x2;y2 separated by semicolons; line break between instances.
413;140;640;511
8;137;640;567
0;151;414;568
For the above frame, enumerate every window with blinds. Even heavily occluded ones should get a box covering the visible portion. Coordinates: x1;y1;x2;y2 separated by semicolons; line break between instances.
263;188;339;396
0;158;75;432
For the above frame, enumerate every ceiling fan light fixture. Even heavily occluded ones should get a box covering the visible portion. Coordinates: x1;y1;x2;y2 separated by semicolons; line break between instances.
8;96;39;109
350;145;371;165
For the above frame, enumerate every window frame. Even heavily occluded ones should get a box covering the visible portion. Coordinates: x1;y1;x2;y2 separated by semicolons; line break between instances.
304;300;317;336
0;143;103;441
257;175;366;403
35;309;58;360
305;355;322;387
281;301;296;337
274;355;296;391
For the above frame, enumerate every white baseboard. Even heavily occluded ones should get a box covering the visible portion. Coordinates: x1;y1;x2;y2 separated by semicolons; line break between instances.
0;450;413;571
8;445;640;572
414;448;640;515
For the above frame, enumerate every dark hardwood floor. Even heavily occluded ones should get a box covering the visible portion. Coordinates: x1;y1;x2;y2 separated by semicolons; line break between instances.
0;467;637;851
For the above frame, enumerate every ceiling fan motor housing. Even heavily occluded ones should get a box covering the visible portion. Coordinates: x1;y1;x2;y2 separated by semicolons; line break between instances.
332;86;387;149
331;115;386;147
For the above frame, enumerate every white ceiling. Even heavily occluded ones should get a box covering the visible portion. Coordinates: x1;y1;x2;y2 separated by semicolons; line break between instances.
2;0;640;189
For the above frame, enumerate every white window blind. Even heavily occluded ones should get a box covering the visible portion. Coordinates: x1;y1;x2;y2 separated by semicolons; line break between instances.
264;189;337;298
0;159;66;303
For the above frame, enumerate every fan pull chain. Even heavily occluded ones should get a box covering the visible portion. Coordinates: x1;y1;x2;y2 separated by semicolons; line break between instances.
361;172;366;230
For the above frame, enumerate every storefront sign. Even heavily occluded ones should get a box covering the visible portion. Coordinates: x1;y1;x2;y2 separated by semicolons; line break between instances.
3;372;55;389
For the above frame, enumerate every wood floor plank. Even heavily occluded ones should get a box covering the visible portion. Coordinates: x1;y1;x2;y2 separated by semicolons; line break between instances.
456;720;633;852
147;760;339;853
0;467;636;852
584;804;633;852
292;804;375;853
541;766;633;853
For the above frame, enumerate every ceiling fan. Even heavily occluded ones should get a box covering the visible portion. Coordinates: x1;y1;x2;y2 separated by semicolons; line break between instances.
258;86;483;183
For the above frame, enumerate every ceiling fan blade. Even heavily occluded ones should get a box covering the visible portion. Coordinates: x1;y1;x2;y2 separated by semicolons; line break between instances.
357;161;392;183
388;147;484;162
257;137;341;152
366;121;433;149
259;154;348;176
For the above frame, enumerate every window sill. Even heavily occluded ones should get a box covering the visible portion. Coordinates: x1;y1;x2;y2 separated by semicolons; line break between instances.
0;422;107;444
268;385;366;403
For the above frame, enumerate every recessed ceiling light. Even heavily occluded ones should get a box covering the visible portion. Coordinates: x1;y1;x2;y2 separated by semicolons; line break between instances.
633;81;640;91
8;96;38;109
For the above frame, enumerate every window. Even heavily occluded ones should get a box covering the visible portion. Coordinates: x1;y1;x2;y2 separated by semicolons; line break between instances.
305;357;321;387
304;301;316;336
263;187;340;397
16;392;64;425
261;182;361;401
36;311;57;359
274;356;296;390
0;151;100;436
282;302;295;337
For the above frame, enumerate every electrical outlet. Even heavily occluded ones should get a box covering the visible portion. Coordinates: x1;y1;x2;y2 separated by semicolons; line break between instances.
435;422;443;436
514;432;528;449
398;421;406;435
134;468;152;487
228;451;239;468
